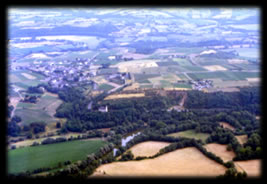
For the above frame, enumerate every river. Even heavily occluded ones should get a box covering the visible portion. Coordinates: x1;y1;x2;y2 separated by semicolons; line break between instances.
113;131;142;156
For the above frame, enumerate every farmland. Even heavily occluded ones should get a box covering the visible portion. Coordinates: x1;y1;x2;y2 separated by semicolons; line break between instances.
104;93;145;100
203;143;236;162
14;92;63;125
234;159;261;177
92;147;227;177
187;71;259;81
7;8;261;178
219;122;236;131
8;139;107;174
9;132;95;149
128;141;171;158
235;135;248;145
167;130;210;142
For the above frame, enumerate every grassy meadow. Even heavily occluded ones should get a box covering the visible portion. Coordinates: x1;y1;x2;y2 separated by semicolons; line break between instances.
8;139;107;174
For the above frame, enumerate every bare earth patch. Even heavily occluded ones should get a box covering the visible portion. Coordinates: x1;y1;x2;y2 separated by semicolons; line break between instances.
219;122;235;131
203;65;228;71
246;78;260;82
204;143;236;162
97;128;111;133
128;141;171;158
21;73;36;80
165;87;191;91
122;52;150;60
9;97;21;107
113;60;159;73
234;159;261;177
228;59;249;64
235;135;248;145
104;93;145;100
92;147;226;177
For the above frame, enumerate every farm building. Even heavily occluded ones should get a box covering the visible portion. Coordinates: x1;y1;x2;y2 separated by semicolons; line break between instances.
98;106;108;113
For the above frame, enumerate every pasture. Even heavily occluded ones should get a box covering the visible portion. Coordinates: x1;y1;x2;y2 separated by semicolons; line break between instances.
172;83;192;89
92;147;226;177
9;70;46;89
167;130;210;142
14;92;63;125
8;139;107;174
98;84;115;91
9;132;91;149
187;71;259;81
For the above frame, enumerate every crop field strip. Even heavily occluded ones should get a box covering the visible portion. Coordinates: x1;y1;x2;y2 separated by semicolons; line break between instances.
8;139;107;174
187;71;259;81
14;93;63;125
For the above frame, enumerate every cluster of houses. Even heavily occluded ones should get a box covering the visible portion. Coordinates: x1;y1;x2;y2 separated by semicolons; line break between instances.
25;57;101;89
190;79;213;91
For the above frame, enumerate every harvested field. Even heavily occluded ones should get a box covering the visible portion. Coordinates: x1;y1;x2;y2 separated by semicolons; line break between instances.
164;87;191;91
92;147;227;177
104;93;145;100
234;159;261;177
123;83;140;91
122;52;150;60
92;76;109;84
207;87;240;93
227;59;249;64
113;60;159;73
219;122;235;131
204;143;236;162
21;73;36;80
235;135;248;145
128;141;171;158
9;97;21;107
246;78;260;82
203;65;228;71
97;128;111;133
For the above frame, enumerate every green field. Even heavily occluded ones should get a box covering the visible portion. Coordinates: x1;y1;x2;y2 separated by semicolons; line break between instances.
167;129;210;142
187;71;259;81
172;58;192;66
172;83;192;89
9;70;46;89
98;68;118;75
8;139;107;174
156;61;179;66
14;93;63;125
170;47;206;54
176;73;189;80
134;73;161;82
98;83;115;91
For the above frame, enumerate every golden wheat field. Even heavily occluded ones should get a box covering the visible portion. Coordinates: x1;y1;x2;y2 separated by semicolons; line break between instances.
92;147;227;177
204;143;236;162
128;141;171;158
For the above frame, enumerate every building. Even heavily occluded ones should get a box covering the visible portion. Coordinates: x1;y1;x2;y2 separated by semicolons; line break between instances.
98;106;108;113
